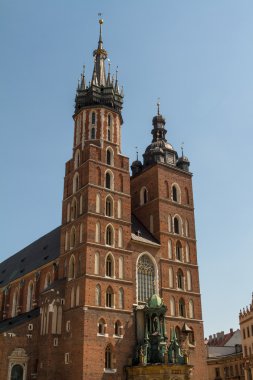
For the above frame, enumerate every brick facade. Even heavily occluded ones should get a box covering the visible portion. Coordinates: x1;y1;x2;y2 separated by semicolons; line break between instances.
0;21;207;380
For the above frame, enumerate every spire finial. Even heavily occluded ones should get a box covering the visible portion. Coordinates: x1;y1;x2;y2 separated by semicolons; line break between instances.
115;66;120;93
135;146;139;161
98;13;103;43
82;64;85;76
108;59;111;74
181;142;184;157
157;98;160;115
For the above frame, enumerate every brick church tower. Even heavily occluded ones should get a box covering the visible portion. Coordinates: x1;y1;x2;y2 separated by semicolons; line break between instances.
0;19;207;380
58;18;134;379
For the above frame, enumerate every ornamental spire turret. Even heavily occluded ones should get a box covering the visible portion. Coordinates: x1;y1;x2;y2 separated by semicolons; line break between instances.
135;101;178;170
106;59;111;86
92;18;107;86
137;101;190;172
80;65;86;90
75;19;123;115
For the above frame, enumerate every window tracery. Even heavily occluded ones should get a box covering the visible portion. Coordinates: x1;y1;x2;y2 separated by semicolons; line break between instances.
137;255;155;302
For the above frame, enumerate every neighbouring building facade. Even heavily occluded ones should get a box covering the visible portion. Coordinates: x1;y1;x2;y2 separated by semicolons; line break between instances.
240;294;253;380
206;329;244;380
0;20;207;380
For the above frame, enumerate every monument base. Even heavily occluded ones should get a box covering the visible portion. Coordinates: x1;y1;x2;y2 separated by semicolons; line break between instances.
126;363;193;380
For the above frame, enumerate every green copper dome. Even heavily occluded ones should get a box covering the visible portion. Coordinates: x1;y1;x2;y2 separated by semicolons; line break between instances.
148;294;163;308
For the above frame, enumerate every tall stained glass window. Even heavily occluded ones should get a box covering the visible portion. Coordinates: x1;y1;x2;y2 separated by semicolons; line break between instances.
137;255;155;302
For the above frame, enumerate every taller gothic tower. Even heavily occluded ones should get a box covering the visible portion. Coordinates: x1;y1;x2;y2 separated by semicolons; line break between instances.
59;19;134;379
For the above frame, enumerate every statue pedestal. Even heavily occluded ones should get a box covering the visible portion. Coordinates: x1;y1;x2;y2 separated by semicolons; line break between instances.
126;363;193;380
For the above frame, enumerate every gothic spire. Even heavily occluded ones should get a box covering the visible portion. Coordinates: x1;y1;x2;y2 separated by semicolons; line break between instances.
92;18;107;86
81;65;86;90
75;19;123;114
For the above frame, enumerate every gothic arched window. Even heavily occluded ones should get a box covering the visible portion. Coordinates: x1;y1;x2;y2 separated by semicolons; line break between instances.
172;185;177;201
107;125;112;141
140;187;148;205
11;364;23;380
26;281;34;312
114;320;121;336
91;112;96;125
105;172;113;190
91;127;96;139
174;217;180;234
108;114;111;127
106;286;114;308
176;241;182;261
172;183;181;203
74;149;80;169
70;227;76;248
73;173;79;193
179;298;186;317
189;327;195;345
106;148;113;166
71;198;77;220
105;196;113;217
98;318;105;334
44;272;51;289
106;225;114;246
105;345;112;369
137;255;155;302
177;269;184;290
106;254;114;277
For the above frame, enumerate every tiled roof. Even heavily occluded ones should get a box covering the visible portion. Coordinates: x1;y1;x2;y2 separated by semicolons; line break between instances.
0;308;40;333
0;227;61;288
131;214;160;247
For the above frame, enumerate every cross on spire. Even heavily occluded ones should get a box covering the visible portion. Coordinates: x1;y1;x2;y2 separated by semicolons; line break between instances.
135;146;139;161
181;142;184;157
157;98;160;115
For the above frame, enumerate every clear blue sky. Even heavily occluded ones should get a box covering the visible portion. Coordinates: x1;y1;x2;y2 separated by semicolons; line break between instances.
1;0;253;338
